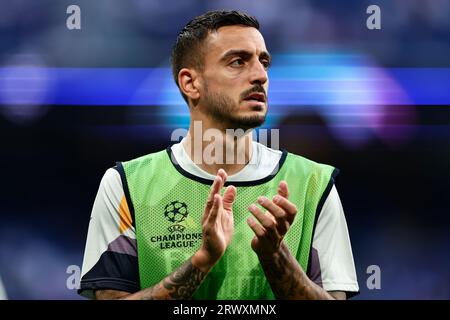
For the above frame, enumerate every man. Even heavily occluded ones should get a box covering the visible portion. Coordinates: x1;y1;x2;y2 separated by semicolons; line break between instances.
79;10;359;300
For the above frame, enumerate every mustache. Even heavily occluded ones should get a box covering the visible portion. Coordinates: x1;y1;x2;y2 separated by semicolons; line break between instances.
240;84;267;101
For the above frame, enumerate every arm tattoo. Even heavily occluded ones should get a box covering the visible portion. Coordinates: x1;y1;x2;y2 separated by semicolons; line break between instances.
113;257;207;300
161;258;207;299
259;242;334;300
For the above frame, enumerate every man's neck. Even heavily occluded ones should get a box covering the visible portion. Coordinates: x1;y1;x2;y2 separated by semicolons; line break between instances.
182;119;253;176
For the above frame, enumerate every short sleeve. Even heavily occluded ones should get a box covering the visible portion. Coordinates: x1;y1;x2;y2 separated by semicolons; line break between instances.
307;185;360;298
78;168;140;299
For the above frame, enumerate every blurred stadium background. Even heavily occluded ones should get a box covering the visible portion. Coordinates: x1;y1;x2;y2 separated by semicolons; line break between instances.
0;0;449;299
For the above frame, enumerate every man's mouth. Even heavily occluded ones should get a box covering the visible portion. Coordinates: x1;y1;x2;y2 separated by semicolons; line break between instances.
243;92;266;103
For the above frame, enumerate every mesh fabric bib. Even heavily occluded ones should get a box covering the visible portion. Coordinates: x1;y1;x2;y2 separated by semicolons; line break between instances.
120;147;337;299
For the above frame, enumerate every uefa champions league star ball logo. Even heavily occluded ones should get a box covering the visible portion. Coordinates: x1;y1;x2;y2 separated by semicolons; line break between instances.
164;201;188;223
164;201;188;233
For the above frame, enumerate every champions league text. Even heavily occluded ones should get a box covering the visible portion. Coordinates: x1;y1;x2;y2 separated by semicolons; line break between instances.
150;233;202;249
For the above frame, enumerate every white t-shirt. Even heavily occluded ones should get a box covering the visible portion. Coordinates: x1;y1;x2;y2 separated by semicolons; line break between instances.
79;140;359;298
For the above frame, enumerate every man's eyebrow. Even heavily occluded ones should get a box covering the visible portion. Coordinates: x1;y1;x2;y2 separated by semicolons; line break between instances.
220;49;272;63
260;51;272;63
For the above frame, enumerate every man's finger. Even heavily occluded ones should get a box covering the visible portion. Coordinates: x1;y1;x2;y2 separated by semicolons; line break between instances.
217;168;228;185
211;169;227;193
247;217;266;238
278;181;289;199
206;170;227;206
273;195;297;214
248;204;277;231
204;175;222;221
257;196;289;235
273;195;297;221
257;196;285;219
203;170;228;223
207;193;223;223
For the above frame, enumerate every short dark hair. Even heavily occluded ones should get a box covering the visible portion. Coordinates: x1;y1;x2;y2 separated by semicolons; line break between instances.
171;10;260;103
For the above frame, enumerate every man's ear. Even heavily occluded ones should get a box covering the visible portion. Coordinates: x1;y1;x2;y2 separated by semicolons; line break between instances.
178;68;201;102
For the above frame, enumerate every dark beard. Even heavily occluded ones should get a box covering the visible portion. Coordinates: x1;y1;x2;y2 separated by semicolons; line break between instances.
203;84;267;131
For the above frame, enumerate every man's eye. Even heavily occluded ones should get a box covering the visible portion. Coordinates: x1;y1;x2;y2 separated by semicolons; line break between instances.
261;60;271;69
230;59;244;67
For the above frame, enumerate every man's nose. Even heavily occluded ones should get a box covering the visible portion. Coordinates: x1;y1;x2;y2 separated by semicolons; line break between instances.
249;60;268;85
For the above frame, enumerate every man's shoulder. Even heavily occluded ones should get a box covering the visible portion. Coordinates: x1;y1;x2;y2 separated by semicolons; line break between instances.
256;142;327;167
254;141;283;158
283;149;339;179
99;167;122;189
254;142;337;177
286;150;329;167
120;148;169;168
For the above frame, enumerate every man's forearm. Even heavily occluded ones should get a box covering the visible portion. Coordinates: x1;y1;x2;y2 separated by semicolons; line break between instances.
124;256;206;300
258;242;335;300
96;251;211;300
